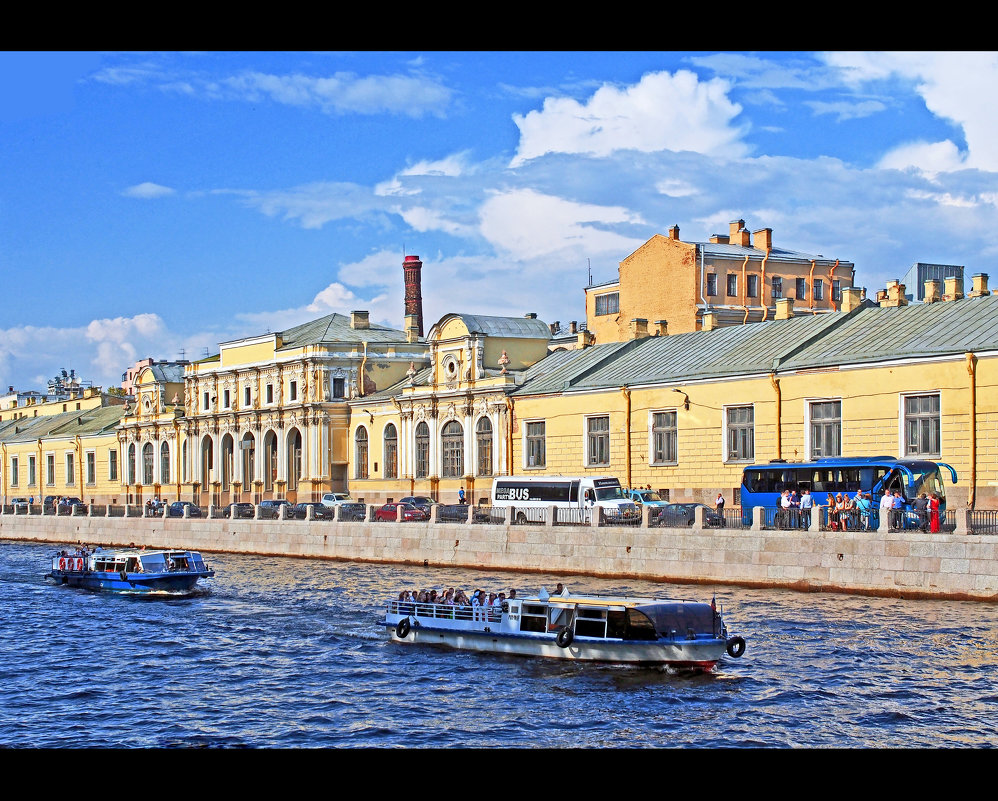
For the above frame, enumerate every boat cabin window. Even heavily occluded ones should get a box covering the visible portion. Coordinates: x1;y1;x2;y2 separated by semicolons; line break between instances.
519;604;549;633
574;607;608;638
606;609;658;640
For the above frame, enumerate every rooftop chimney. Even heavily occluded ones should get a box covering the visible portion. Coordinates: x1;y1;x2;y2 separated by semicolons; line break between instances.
729;219;746;240
350;310;370;329
569;321;578;334
969;273;989;297
577;330;595;349
709;234;730;244
840;287;864;312
654;319;668;336
668;225;680;241
404;314;420;343
923;279;942;304
775;297;794;320
879;280;908;308
630;318;650;339
702;311;719;331
944;276;963;301
752;228;773;251
402;255;424;338
525;312;537;319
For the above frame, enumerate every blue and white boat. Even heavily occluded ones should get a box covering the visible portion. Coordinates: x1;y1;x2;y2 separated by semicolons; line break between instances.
381;587;745;672
47;547;214;594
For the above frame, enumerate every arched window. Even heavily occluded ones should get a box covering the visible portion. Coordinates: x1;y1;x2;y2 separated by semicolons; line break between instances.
181;440;188;483
201;436;214;485
355;426;369;479
383;423;398;479
263;431;277;491
441;420;464;478
415;422;429;479
142;442;154;485
220;434;234;491
476;417;493;476
286;428;302;490
160;441;170;484
241;432;255;488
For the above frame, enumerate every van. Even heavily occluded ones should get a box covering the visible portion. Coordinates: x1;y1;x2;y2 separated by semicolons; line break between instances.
491;475;637;524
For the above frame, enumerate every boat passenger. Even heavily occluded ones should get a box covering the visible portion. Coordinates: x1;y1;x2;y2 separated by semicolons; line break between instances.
555;583;566;596
508;589;516;600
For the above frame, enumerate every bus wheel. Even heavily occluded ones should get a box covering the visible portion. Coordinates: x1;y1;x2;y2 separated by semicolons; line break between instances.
515;512;527;524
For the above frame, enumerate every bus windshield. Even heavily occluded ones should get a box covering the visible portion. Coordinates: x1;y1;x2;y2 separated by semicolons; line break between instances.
596;486;626;501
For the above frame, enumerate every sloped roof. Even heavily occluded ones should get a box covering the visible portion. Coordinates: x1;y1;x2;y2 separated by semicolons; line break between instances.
277;313;411;350
435;313;551;340
696;241;848;265
0;405;125;444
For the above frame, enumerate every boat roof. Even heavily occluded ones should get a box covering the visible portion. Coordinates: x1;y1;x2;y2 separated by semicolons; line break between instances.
521;591;704;610
76;548;199;557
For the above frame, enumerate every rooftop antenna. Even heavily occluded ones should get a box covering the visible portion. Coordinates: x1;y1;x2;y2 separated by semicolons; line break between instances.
179;348;186;361
202;347;209;358
588;258;592;287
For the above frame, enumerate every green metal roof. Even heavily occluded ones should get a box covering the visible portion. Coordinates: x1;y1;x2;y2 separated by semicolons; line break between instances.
0;405;125;444
277;313;411;350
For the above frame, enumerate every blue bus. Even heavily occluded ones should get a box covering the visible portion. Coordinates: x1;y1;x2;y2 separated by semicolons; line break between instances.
739;457;958;525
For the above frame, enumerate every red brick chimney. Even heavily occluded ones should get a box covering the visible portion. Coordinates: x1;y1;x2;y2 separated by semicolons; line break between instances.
403;255;424;338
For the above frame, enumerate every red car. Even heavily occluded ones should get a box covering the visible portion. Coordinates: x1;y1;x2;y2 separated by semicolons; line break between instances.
374;502;429;522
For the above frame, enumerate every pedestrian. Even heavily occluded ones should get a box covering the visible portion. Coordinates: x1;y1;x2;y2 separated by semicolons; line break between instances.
891;491;905;529
799;489;813;529
912;493;929;532
458;487;466;505
715;492;725;515
929;493;941;533
879;490;894;529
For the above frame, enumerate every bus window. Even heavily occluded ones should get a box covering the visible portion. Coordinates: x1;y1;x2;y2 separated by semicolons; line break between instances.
842;468;861;492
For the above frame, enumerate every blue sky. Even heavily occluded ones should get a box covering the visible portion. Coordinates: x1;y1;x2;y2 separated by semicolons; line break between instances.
2;51;996;392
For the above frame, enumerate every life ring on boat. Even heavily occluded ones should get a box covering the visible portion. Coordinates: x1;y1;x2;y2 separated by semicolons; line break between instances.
58;558;66;570
726;636;746;658
396;617;411;638
119;570;128;581
556;628;574;648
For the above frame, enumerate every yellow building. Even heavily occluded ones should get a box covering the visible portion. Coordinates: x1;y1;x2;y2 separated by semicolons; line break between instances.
585;219;856;343
180;310;428;507
346;312;552;504
0;388;127;506
510;279;998;510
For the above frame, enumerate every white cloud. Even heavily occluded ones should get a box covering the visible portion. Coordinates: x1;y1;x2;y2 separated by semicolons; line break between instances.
510;69;748;166
655;178;698;197
122;181;175;199
824;51;998;172
231;181;381;229
877;140;967;175
479;189;645;261
805;99;886;122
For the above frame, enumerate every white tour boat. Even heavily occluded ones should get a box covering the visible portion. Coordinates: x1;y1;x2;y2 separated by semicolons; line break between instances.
381;586;746;671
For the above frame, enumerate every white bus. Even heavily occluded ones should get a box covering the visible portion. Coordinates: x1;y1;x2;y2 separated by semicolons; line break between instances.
490;475;638;524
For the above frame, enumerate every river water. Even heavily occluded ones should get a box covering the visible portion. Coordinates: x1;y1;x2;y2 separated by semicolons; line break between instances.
1;539;995;748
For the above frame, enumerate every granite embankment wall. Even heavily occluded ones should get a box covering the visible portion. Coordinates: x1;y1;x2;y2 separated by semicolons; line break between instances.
3;515;997;602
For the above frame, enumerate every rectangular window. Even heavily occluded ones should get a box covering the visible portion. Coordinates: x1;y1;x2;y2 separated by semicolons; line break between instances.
109;449;118;482
651;411;677;465
525;421;546;468
333;378;345;398
266;384;273;404
832;280;842;301
706;274;717;296
46;454;55;486
244;386;251;407
290;381;297;402
814;279;824;301
203;391;210;411
223;389;230;408
10;457;18;486
29;456;36;487
65;453;75;486
86;452;96;486
904;394;941;457
726;406;755;462
810;400;842;459
726;274;738;297
796;278;807;300
587;416;610;467
595;292;620;316
771;276;783;299
747;275;759;298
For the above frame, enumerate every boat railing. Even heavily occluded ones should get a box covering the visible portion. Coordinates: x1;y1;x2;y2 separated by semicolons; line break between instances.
388;600;501;624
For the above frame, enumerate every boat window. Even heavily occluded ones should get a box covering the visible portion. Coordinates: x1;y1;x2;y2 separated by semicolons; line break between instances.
519;604;548;633
625;609;658;641
575;607;607;638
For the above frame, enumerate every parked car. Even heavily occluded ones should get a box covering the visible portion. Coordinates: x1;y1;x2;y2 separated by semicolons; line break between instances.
293;502;334;520
625;489;669;512
43;495;59;512
335;502;369;521
398;496;437;509
168;501;203;518
221;502;255;519
10;497;29;511
319;492;353;507
437;504;472;522
258;499;292;519
374;502;429;522
656;502;723;528
58;496;87;513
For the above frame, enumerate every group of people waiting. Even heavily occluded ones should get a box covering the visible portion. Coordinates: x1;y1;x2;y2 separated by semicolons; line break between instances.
776;488;942;531
396;586;518;621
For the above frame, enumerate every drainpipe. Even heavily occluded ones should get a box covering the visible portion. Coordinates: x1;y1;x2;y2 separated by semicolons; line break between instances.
75;435;83;500
827;260;840;311
174;419;182;501
966;352;977;509
760;248;772;321
505;396;514;476
1;443;6;503
770;373;782;460
809;260;817;313
697;245;708;329
741;254;751;324
620;387;632;488
358;341;368;397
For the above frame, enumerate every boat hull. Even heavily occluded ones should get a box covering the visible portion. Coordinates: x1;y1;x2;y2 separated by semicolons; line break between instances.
381;615;726;669
48;570;211;594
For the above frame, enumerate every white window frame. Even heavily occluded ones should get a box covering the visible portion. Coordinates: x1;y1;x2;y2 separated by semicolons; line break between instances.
108;448;118;482
10;456;18;487
648;409;678;466
85;450;97;486
522;418;546;470
805;398;842;460
900;391;941;459
723;403;755;463
45;451;55;487
584;414;610;468
594;292;619;316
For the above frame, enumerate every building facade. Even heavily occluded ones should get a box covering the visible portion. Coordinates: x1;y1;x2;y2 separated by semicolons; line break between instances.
585;219;856;344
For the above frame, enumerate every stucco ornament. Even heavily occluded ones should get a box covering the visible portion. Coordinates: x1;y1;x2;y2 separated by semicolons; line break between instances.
498;350;511;374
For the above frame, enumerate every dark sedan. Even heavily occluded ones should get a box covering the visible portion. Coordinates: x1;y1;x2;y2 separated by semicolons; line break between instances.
336;502;368;521
168;501;203;518
221;502;256;519
656;503;723;528
257;499;292;519
293;502;335;520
